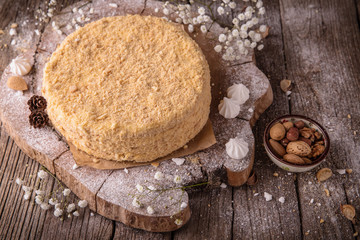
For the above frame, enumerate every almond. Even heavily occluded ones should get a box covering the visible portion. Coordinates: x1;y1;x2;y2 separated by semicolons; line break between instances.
316;168;332;182
286;141;311;157
282;121;294;131
270;123;286;141
269;139;286;157
283;154;305;164
301;157;312;164
7;76;28;91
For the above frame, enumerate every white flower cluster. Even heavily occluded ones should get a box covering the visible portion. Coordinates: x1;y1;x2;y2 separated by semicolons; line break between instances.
16;168;89;220
130;171;190;226
161;0;267;61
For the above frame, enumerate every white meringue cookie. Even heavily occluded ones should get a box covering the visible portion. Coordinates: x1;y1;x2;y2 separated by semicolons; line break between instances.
10;56;32;76
225;137;249;159
227;83;250;105
218;97;240;119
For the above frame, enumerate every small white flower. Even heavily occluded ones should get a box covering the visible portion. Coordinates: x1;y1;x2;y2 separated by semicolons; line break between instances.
174;219;183;226
55;203;61;209
245;11;252;20
250;42;257;49
246;20;254;28
240;24;248;32
148;185;156;191
35;190;45;195
232;29;239;37
254;33;262;42
278;197;285;203
239;30;248;39
200;25;207;33
24;192;31;200
73;211;80;217
147;206;155;215
67;203;76;213
244;39;251;47
219;33;227;42
16;178;23;185
180;202;187;209
40;203;50;210
154;171;164;180
259;7;266;15
259;25;267;32
198;7;206;15
188;24;194;33
264;192;272;201
136;184;144;193
232;18;239;25
214;45;222;53
256;1;263;8
89;8;94;14
49;198;58;205
173;175;182;184
35;195;43;204
238;13;245;21
251;17;259;25
54;208;63;217
222;0;230;3
37;170;47;179
154;8;159;13
228;2;236;9
72;7;77;13
132;198;141;208
78;200;88;208
203;15;211;22
63;188;71;196
217;6;225;15
163;8;170;15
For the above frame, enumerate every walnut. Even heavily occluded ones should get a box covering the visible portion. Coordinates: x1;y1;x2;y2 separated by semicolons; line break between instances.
310;144;325;158
300;127;313;139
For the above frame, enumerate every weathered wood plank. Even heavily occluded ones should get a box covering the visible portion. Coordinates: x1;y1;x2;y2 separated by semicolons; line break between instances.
231;0;303;239
113;222;171;240
279;0;360;238
173;187;233;240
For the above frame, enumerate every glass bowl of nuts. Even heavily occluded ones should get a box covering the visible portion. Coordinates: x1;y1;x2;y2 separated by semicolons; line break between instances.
264;115;330;172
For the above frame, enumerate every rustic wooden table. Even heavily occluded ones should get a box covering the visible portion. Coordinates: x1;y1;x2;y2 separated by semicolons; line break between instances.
1;0;359;239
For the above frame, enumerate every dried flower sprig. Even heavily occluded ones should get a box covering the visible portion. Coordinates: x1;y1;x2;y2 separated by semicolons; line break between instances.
159;0;268;61
129;170;208;226
15;166;89;220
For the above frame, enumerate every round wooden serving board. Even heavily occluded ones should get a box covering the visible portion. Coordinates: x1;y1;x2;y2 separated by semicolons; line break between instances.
0;0;273;232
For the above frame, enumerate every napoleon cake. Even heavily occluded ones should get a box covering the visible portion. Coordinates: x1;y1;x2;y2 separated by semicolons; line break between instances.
42;15;211;163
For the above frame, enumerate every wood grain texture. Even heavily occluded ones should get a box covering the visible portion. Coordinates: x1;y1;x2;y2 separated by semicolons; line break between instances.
1;0;360;239
279;0;360;238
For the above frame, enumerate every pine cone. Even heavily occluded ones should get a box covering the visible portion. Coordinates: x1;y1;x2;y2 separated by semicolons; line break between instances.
27;95;47;112
29;110;49;128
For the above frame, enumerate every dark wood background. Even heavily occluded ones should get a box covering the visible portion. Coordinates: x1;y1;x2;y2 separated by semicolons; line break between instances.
1;0;359;239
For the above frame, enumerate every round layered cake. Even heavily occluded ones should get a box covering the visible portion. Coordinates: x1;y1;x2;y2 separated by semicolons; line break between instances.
42;15;211;162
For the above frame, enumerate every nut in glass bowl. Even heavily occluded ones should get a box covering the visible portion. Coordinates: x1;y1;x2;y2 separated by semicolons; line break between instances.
264;115;330;172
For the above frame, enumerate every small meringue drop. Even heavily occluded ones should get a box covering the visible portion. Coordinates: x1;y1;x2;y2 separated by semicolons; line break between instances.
225;137;249;159
227;83;250;105
10;56;32;76
218;97;240;119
